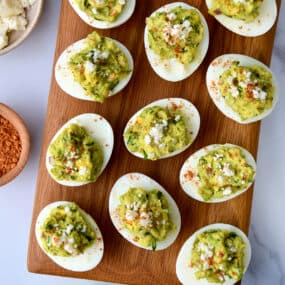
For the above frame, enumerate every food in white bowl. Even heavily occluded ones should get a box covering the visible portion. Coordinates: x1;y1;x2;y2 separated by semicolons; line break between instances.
0;0;42;52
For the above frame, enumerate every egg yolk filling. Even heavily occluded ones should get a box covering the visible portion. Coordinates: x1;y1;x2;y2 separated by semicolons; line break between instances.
146;6;204;64
191;229;246;283
40;203;96;257
69;31;131;103
74;0;127;22
218;61;274;121
124;106;190;160
118;187;174;250
48;123;103;182
209;0;262;22
197;146;255;201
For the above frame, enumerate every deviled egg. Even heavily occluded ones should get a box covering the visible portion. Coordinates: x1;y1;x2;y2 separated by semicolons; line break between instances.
109;173;181;250
206;0;277;37
123;98;200;161
144;2;209;82
176;223;251;284
206;54;279;124
69;0;136;29
46;113;114;187
180;144;256;203
55;31;133;103
35;201;104;272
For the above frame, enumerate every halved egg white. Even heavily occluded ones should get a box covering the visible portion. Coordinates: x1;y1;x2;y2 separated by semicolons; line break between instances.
176;223;251;285
123;98;200;160
55;37;133;102
109;173;181;250
46;113;114;187
206;54;279;124
69;0;136;29
35;201;104;272
206;0;277;37
144;2;209;82
180;143;256;203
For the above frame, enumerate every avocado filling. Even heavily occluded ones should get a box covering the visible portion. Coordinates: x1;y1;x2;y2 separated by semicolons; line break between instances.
197;146;255;201
69;31;131;103
218;61;274;121
191;229;246;283
48;123;103;182
40;203;96;256
209;0;262;22
124;106;190;160
118;187;174;250
74;0;127;22
146;6;204;64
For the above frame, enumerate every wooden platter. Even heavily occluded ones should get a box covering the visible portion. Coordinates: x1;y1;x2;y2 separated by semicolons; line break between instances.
27;1;281;284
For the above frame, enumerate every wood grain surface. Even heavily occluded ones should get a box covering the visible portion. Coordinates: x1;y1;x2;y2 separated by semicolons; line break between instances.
27;1;281;284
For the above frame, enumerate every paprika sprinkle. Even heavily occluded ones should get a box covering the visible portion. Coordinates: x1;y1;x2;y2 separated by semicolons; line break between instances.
0;115;22;177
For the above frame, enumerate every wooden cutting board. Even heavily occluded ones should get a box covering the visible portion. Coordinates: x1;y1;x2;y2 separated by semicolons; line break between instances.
27;1;282;284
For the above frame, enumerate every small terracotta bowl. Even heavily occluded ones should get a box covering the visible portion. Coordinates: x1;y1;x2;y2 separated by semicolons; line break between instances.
0;0;44;56
0;103;30;186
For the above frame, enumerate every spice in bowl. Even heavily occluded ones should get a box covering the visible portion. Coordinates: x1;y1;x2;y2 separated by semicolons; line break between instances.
0;115;22;177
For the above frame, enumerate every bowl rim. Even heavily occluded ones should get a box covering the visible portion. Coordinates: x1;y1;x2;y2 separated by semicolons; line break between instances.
0;0;44;56
0;103;30;186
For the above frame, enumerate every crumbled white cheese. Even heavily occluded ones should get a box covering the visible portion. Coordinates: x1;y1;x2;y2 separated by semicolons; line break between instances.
144;134;151;145
139;212;152;228
166;12;177;21
93;49;109;63
163;19;192;46
92;8;98;14
223;186;232;196
64;243;74;254
174;115;180;121
230;85;239;98
222;163;235;177
217;175;224;184
79;166;87;176
84;61;96;74
0;21;9;49
118;0;126;4
2;14;27;30
64;206;71;215
65;224;74;235
96;0;105;4
125;209;138;221
66;160;73;169
252;87;267;101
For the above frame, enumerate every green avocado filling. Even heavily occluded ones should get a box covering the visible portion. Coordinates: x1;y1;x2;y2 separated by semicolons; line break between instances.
191;229;246;283
48;123;103;182
118;187;174;250
146;6;204;64
124;106;190;160
74;0;126;22
218;61;274;121
69;31;131;103
40;203;96;256
197;146;255;201
209;0;262;22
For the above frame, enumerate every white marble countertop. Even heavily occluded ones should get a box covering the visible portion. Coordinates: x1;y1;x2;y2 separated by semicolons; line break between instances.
0;1;284;284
